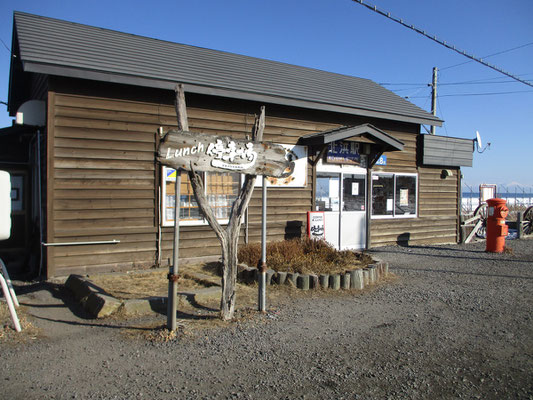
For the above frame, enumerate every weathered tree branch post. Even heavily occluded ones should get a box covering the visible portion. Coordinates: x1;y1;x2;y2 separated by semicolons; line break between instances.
189;109;264;320
158;84;291;321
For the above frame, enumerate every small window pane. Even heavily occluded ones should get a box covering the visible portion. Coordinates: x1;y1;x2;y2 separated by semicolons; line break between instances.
395;175;417;215
372;174;394;216
343;174;366;211
316;173;340;211
175;171;202;222
206;172;240;219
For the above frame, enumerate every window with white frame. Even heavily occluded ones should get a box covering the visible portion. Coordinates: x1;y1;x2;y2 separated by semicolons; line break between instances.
161;166;240;226
371;172;417;218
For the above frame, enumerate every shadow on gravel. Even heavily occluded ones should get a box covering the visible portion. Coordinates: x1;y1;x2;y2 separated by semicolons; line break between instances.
176;311;220;321
28;314;155;331
393;266;533;281
371;247;528;264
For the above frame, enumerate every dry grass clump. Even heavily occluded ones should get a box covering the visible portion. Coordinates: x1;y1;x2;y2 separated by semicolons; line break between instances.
238;238;372;275
89;268;213;300
0;303;41;343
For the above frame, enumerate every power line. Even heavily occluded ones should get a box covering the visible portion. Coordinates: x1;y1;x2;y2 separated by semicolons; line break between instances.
439;80;527;86
352;0;533;88
0;38;10;53
441;42;533;71
381;73;533;87
408;90;533;98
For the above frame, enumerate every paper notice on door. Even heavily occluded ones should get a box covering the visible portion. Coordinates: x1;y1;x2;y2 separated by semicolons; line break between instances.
352;182;359;196
386;198;393;212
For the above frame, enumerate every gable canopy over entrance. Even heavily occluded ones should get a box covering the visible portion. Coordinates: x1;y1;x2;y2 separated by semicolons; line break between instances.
298;123;404;167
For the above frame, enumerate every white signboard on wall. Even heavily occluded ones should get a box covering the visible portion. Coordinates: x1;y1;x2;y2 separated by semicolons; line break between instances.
307;211;325;240
255;144;307;188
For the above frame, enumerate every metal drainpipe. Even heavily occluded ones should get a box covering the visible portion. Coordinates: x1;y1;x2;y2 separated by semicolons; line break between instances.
37;129;43;278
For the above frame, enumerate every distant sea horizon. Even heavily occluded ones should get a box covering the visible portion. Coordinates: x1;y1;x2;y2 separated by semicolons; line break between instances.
462;192;533;199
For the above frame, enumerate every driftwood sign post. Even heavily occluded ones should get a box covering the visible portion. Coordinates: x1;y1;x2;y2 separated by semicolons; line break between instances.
159;84;293;322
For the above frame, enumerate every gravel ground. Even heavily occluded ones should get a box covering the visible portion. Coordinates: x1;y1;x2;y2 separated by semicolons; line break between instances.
1;240;533;399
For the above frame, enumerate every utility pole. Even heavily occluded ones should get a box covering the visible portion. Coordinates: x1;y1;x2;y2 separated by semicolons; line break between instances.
430;67;438;135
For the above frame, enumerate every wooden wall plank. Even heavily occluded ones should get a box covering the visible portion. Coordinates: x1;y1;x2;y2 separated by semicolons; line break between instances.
47;86;459;276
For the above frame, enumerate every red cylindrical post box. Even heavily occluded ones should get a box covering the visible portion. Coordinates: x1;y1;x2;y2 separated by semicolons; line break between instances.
485;198;509;253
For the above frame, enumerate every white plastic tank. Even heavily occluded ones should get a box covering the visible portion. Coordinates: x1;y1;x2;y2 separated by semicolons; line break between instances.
0;170;11;240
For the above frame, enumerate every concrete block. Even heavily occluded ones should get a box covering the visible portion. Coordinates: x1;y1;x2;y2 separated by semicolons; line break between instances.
297;274;310;290
372;263;381;281
85;292;122;318
363;269;371;286
382;262;389;277
329;274;341;290
319;274;329;289
237;265;252;282
309;274;319;289
367;265;376;284
287;272;299;287
121;298;154;316
246;268;258;284
341;273;351;290
148;296;167;313
274;271;287;285
194;287;221;304
349;269;364;290
266;269;276;285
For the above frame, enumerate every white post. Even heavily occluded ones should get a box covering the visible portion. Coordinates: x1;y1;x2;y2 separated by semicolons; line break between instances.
167;169;181;331
0;263;21;332
258;175;267;312
0;258;18;307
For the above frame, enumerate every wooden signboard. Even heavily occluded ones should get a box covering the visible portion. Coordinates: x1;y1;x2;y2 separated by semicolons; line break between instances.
158;130;294;177
327;141;363;166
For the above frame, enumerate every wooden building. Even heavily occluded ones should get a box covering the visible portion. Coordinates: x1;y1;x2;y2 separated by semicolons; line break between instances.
5;12;473;279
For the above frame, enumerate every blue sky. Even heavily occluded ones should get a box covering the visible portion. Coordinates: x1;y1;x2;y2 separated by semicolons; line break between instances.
1;0;532;191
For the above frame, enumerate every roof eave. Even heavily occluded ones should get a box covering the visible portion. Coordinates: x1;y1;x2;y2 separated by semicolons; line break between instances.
22;61;444;127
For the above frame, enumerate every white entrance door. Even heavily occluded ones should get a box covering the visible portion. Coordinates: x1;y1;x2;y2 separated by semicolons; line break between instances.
316;163;367;250
340;174;366;249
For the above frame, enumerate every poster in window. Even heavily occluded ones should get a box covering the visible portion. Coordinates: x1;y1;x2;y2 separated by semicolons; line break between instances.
307;211;325;240
399;189;409;206
255;144;307;187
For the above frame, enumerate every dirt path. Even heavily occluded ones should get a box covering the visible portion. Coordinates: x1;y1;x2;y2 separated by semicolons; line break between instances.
1;240;533;399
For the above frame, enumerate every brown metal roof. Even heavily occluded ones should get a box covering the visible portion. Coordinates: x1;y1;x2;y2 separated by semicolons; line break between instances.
10;12;443;127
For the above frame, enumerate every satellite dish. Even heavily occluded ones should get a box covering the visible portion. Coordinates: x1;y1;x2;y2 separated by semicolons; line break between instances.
474;131;490;153
476;131;482;150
